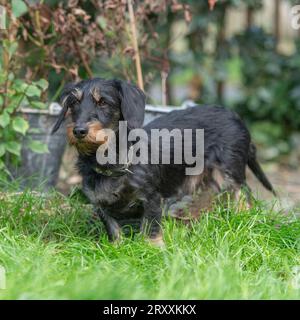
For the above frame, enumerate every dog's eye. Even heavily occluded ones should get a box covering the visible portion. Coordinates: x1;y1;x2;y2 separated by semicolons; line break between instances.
97;98;106;107
65;94;78;107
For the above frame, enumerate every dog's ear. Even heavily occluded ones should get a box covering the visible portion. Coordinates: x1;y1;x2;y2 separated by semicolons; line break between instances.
51;83;75;134
115;80;146;129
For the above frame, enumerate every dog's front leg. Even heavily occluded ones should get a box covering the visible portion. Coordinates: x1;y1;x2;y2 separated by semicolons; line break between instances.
95;207;121;242
141;195;165;247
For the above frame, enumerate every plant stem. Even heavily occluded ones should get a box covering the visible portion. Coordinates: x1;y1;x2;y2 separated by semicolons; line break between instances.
51;79;66;103
127;0;144;91
1;48;10;113
72;35;93;78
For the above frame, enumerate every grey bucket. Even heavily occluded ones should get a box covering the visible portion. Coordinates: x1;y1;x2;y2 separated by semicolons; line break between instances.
9;104;67;190
144;100;197;125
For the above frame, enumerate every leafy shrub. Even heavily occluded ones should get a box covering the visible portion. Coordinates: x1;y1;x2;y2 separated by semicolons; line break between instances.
231;28;300;154
0;39;49;177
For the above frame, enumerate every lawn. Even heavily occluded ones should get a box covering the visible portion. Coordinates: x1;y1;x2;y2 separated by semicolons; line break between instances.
0;188;300;300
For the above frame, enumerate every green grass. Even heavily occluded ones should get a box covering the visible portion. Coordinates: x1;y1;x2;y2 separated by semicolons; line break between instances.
0;189;300;300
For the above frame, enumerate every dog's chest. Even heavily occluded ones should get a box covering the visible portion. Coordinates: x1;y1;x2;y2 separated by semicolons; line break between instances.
82;175;137;209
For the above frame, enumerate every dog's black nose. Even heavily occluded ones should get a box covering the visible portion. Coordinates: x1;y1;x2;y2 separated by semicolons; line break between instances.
73;126;88;139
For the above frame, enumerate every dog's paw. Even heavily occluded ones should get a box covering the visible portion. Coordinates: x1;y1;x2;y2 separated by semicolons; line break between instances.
147;235;166;249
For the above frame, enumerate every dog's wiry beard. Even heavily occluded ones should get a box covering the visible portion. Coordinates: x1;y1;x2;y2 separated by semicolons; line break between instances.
67;122;107;155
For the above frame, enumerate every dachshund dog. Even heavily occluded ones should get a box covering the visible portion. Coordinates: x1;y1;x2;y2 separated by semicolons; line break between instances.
52;78;276;246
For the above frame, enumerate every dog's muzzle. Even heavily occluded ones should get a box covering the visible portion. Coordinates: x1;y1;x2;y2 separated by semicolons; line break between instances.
73;126;88;139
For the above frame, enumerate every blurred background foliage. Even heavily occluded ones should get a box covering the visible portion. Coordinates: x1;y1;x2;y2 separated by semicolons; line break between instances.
1;0;300;161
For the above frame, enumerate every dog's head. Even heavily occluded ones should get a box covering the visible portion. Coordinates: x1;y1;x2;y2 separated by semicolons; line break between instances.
51;78;145;154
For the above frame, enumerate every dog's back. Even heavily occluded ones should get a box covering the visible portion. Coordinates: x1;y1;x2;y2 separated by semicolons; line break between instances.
145;105;276;204
144;106;251;196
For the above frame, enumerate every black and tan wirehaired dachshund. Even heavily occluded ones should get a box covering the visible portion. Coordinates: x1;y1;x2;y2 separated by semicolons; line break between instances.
52;78;276;246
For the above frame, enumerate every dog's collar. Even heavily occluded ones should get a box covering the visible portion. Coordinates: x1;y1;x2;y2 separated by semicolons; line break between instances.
92;146;134;177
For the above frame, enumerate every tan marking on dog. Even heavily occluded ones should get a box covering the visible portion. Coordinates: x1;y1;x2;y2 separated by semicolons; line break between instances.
65;109;71;117
66;123;77;144
72;88;83;101
61;95;69;107
212;168;224;189
87;122;104;141
110;222;122;243
95;129;110;144
183;168;212;194
90;86;101;102
234;188;251;211
183;175;203;194
66;121;107;155
148;233;165;248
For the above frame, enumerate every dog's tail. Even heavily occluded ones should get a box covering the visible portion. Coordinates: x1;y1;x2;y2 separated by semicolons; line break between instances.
247;143;277;196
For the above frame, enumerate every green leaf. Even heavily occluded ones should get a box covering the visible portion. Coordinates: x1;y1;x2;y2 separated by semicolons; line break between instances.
0;144;5;157
8;42;18;58
5;94;25;113
0;73;7;85
30;101;46;109
105;30;115;38
0;159;4;170
25;85;41;97
14;81;29;93
2;39;18;60
6;104;18;114
3;41;18;59
5;141;21;156
0;113;10;128
12;117;29;135
28;140;49;154
8;73;15;81
34;79;49;91
97;16;107;30
12;0;28;18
